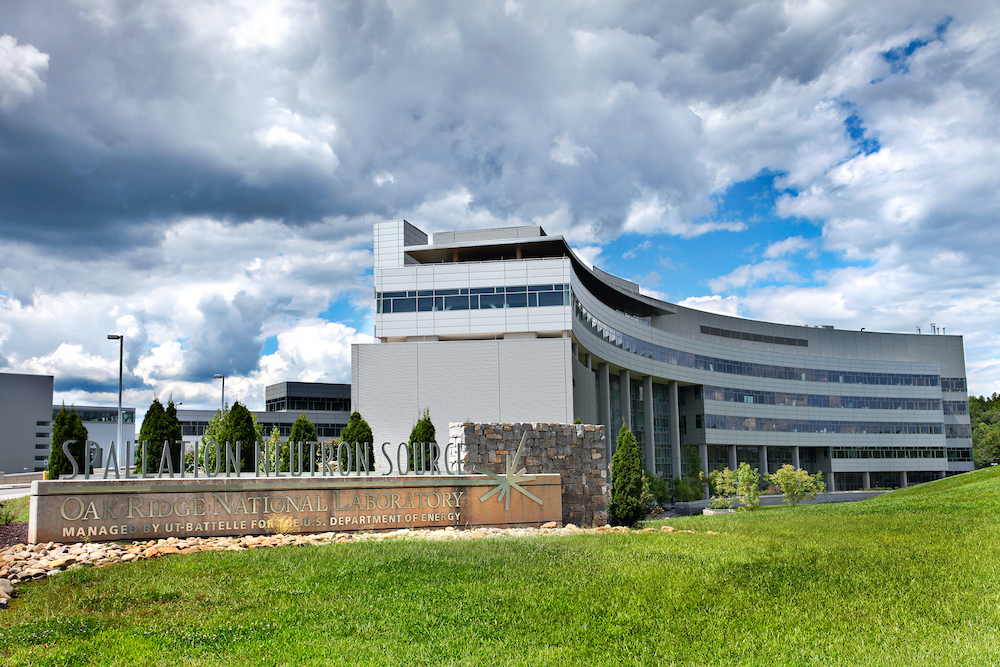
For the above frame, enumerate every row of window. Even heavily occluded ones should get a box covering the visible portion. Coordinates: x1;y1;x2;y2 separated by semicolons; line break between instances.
575;300;945;387
831;446;955;459
941;378;968;392
378;284;571;313
943;400;969;415
180;422;347;438
265;398;351;413
702;386;948;411
51;409;136;423
703;414;945;435
700;325;808;347
945;424;972;438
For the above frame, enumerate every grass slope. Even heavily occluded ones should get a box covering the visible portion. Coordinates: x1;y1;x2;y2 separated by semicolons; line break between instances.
3;469;1000;666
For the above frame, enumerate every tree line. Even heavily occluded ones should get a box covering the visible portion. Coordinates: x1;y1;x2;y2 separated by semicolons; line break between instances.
971;393;1000;467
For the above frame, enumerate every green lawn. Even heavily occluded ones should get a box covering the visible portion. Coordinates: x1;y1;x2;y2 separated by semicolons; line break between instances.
3;468;1000;666
1;495;31;523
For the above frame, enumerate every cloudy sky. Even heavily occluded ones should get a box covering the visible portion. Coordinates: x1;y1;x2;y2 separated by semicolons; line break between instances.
2;0;999;422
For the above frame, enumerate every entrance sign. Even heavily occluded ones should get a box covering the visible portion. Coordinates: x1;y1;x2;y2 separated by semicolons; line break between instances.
29;473;561;543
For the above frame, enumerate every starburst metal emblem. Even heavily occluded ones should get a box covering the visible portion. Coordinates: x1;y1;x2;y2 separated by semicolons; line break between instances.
474;431;544;510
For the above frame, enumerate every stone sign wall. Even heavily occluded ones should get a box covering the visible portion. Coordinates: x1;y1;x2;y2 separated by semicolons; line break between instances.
28;474;562;543
452;422;607;526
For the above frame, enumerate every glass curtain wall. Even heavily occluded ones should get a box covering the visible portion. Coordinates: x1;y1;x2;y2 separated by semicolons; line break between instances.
652;383;671;478
630;379;645;469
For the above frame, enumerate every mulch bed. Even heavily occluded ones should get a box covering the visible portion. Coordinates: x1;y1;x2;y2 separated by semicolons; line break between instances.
0;523;28;550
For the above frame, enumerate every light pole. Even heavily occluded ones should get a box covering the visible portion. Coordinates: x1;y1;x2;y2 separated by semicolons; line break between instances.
214;374;226;411
108;334;124;466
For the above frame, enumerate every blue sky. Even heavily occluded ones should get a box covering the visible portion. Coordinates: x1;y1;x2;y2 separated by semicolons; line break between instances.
1;1;999;421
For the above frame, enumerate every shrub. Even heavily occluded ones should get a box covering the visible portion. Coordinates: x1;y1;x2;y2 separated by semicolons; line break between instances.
408;408;437;473
340;411;375;471
771;464;827;505
643;470;671;507
608;423;645;527
709;467;738;509
672;448;707;502
735;462;761;510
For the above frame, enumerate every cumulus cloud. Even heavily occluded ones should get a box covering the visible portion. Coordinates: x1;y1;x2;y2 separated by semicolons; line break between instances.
763;236;814;259
679;295;742;317
2;1;1000;401
709;260;799;292
0;35;47;109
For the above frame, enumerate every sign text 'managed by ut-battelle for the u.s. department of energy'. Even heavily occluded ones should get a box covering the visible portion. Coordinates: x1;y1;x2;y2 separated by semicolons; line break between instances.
30;433;563;543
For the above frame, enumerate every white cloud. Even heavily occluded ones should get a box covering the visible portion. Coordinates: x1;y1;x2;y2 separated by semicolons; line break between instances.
623;195;747;238
679;295;742;317
709;260;799;292
763;236;814;259
0;35;48;109
549;134;595;166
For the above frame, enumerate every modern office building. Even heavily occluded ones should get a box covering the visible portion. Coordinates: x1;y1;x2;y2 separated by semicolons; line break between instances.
176;382;351;448
352;220;973;490
0;373;54;474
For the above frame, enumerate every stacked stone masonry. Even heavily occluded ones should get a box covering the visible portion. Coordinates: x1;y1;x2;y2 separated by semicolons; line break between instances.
451;422;608;526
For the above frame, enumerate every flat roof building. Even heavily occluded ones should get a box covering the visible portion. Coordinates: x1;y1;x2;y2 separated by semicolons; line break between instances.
352;220;973;490
177;382;351;448
0;373;54;474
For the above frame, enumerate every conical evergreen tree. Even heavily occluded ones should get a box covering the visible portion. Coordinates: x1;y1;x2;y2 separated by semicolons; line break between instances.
408;408;436;473
227;401;257;472
48;404;88;478
608;422;645;527
340;411;374;471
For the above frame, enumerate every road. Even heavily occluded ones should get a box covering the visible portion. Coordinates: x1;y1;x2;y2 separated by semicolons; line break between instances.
0;486;32;501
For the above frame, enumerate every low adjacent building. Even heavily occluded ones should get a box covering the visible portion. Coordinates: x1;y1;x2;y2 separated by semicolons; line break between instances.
0;372;54;474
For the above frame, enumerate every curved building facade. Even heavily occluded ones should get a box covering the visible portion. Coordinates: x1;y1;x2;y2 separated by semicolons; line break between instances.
352;220;972;490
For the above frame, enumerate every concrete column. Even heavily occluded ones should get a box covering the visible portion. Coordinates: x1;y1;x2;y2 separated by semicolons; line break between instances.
792;446;800;469
862;471;871;489
939;471;947;479
643;376;655;474
598;363;611;462
900;471;908;488
698;443;709;499
728;444;737;471
620;369;631;431
760;445;769;475
572;342;579;358
584;353;592;370
828;471;836;492
669;380;682;479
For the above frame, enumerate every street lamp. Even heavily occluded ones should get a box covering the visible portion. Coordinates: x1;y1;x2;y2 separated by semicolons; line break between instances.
214;374;226;411
108;334;124;465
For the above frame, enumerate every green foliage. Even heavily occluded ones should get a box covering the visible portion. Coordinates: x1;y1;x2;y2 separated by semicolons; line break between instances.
341;411;375;471
970;393;1000;468
608;423;645;526
709;463;763;510
642;470;671;506
408;408;437;473
672;448;707;502
228;402;258;472
136;397;183;474
47;404;88;478
200;402;258;472
735;462;761;510
709;466;738;509
573;417;582;424
771;464;827;505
